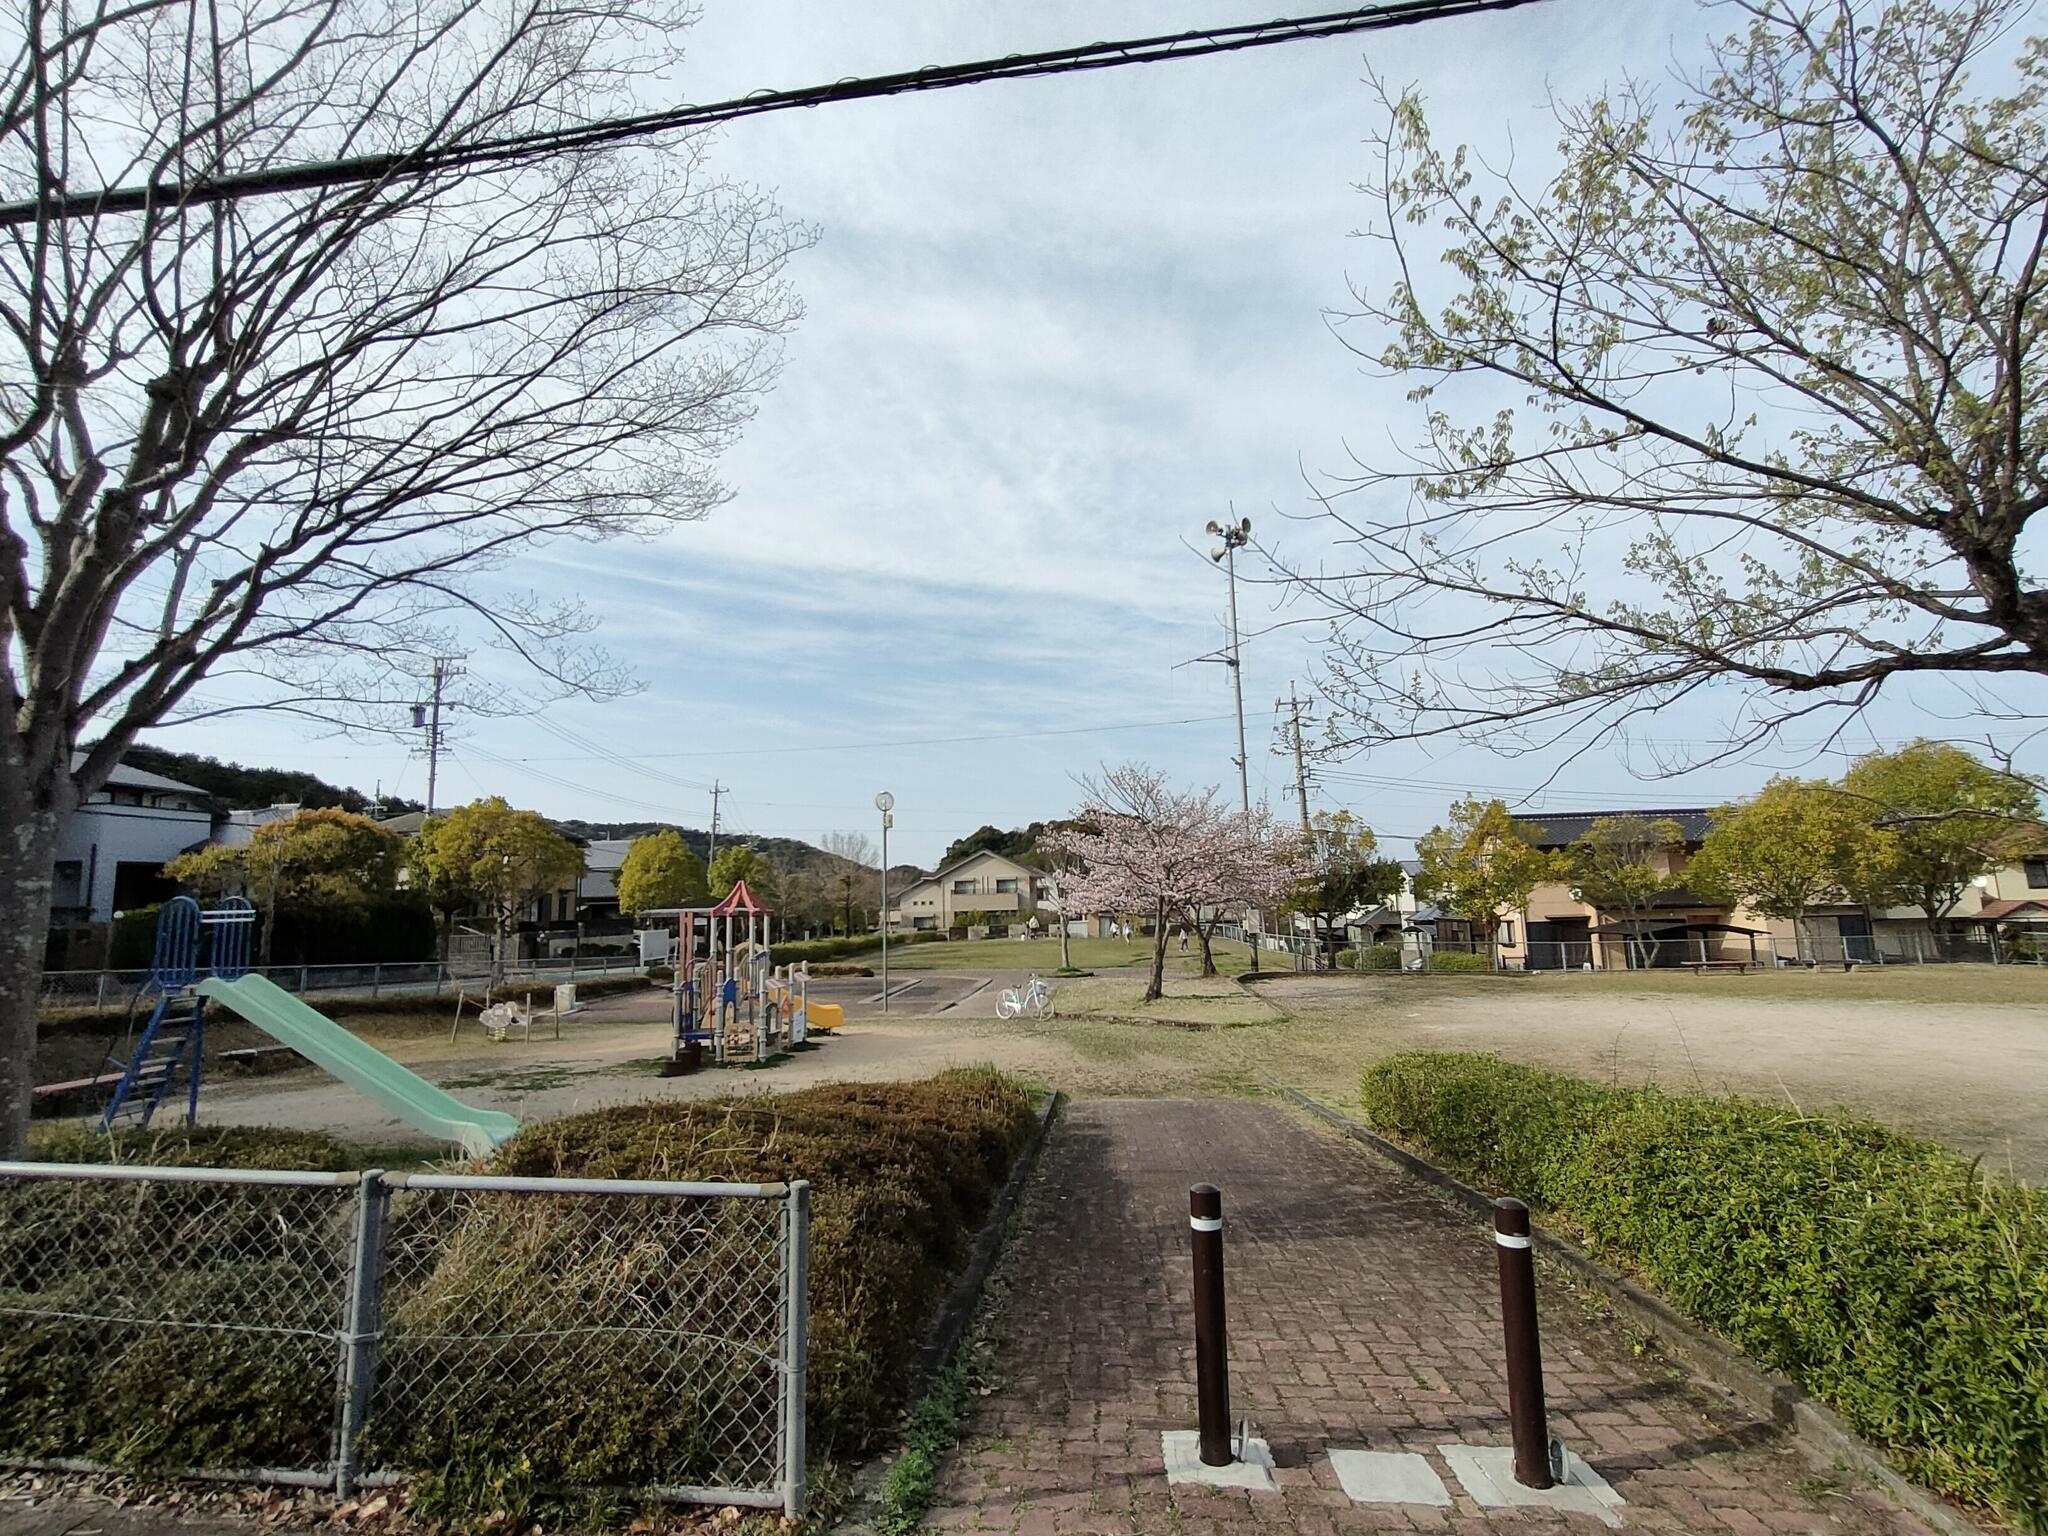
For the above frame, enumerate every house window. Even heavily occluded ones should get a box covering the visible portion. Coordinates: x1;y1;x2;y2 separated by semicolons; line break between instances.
1496;921;1516;947
952;879;975;894
2026;858;2048;890
995;878;1018;894
52;861;83;906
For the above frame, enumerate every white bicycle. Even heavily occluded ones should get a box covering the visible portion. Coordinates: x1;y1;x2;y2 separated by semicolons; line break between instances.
996;973;1055;1020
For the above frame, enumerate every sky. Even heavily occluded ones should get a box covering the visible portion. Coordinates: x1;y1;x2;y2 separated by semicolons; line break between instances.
146;0;2048;870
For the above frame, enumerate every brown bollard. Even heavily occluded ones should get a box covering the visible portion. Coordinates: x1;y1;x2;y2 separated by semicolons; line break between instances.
1189;1183;1232;1466
1494;1198;1553;1488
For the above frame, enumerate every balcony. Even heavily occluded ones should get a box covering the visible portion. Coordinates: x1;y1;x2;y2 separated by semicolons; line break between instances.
950;890;1022;912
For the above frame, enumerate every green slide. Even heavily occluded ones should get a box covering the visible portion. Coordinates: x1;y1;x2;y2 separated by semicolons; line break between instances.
197;973;521;1158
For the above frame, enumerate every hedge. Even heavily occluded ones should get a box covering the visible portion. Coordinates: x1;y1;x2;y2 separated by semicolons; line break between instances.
768;930;943;965
5;1073;1038;1508
1359;1053;2048;1531
1425;950;1491;972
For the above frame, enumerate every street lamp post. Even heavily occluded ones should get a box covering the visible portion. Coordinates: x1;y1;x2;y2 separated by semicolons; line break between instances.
875;791;895;1014
1205;516;1253;820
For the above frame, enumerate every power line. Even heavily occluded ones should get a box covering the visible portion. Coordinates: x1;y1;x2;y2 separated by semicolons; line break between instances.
500;709;1283;762
1;0;1550;226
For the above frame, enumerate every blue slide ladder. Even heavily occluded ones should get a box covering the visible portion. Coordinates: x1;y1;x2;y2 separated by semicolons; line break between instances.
96;896;254;1132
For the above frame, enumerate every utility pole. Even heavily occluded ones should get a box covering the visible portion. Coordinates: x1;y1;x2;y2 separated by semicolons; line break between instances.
707;781;724;868
1282;684;1312;835
413;657;458;816
875;791;895;1014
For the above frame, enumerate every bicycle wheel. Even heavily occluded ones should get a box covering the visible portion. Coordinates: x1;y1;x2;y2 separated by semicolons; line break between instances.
1031;991;1055;1019
996;991;1020;1020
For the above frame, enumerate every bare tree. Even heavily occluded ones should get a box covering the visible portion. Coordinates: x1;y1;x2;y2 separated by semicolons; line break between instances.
0;0;807;1151
1278;0;2048;763
819;830;879;935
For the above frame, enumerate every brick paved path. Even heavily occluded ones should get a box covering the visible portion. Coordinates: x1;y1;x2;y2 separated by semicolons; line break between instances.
928;1099;1937;1536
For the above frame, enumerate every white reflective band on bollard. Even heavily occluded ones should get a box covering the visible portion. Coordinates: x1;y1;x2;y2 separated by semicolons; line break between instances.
1495;1232;1532;1249
1190;1215;1223;1232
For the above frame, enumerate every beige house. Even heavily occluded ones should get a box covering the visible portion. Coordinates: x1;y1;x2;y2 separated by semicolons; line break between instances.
888;850;1052;934
1442;809;1788;970
1466;809;2048;969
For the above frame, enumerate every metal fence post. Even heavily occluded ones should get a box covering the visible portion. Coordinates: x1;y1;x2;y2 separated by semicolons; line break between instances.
95;970;109;1010
335;1171;390;1498
370;964;382;999
781;1180;811;1519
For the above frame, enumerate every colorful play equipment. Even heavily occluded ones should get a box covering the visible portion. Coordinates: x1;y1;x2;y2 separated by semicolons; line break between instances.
95;895;518;1157
668;880;831;1067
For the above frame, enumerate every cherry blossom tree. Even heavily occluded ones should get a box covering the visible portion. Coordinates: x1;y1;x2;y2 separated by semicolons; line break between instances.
1044;765;1309;1001
1177;803;1312;978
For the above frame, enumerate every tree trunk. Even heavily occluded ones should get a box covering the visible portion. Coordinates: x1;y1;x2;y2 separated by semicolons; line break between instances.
1058;914;1071;972
1145;898;1169;1003
1196;920;1218;978
0;810;64;1159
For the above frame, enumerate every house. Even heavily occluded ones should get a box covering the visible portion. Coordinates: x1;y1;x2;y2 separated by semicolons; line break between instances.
888;850;1052;934
1468;809;1786;971
52;756;214;924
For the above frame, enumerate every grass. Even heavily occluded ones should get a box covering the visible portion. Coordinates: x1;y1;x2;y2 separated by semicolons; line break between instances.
874;1355;975;1536
1535;963;2048;1008
840;934;1264;976
1052;973;1284;1028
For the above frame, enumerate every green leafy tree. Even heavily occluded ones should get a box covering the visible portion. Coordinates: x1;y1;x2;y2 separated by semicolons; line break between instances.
1287;0;2048;758
708;844;776;903
1689;779;1899;961
1843;742;2043;928
410;798;584;985
1414;798;1562;961
165;808;407;965
1567;815;1687;968
1290;811;1404;969
614;831;709;916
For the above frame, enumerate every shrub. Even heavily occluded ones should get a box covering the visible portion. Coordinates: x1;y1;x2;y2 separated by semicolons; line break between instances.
1361;944;1403;971
1425;949;1491;971
4;1125;364;1471
1359;1053;2048;1530
1334;948;1358;970
370;1070;1037;1487
5;1073;1037;1504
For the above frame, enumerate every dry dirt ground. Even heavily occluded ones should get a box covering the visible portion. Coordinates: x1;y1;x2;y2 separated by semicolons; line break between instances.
187;965;2047;1182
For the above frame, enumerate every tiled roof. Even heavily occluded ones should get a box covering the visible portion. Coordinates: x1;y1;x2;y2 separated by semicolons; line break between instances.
1521;809;1717;847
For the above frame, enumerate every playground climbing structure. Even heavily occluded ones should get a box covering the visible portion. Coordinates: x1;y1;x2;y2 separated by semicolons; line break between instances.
97;895;254;1131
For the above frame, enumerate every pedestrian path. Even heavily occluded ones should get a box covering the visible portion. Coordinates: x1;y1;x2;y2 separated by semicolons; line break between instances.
927;1098;1937;1535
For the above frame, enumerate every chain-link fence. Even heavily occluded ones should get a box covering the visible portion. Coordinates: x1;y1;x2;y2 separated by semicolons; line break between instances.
0;1163;809;1515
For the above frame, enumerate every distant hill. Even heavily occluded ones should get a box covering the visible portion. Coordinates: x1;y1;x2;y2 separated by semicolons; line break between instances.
938;822;1055;869
120;744;420;817
552;821;859;875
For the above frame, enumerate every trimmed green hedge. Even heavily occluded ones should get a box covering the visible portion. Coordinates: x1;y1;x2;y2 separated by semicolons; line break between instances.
1425;949;1491;971
1359;944;1402;971
769;931;943;965
1359;1053;2048;1530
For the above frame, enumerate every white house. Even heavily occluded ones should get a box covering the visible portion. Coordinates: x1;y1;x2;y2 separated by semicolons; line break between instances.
53;757;213;922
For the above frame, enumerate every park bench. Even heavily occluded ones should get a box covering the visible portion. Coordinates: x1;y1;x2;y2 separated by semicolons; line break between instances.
1689;960;1751;974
